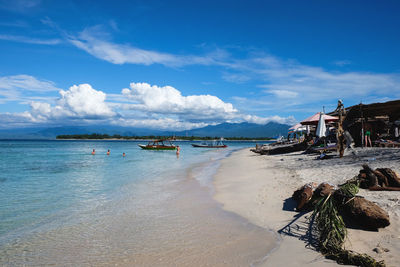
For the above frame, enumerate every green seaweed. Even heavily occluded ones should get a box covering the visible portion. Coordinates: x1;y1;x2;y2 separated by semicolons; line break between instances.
310;183;385;267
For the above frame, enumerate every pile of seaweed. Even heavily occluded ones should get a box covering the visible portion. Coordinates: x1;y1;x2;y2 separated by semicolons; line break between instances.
293;181;389;267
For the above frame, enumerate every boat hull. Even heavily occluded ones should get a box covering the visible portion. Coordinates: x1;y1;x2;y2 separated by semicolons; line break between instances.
138;144;176;150
191;144;227;148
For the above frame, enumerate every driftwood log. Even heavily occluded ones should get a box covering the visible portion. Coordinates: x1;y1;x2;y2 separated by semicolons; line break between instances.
359;164;400;190
341;196;390;230
292;183;314;211
292;182;390;230
376;168;400;187
292;183;336;211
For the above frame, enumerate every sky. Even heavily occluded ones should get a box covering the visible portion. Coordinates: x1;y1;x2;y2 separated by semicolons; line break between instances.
0;0;400;130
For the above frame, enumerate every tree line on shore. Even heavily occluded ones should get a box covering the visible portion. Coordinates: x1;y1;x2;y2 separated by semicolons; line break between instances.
56;133;273;141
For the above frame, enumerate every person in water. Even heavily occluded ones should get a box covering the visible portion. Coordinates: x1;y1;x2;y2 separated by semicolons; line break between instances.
107;149;110;155
176;145;180;155
92;149;95;155
122;152;126;157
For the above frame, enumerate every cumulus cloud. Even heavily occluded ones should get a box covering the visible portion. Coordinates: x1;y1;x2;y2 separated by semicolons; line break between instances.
113;117;209;131
0;78;296;129
121;82;238;121
29;84;115;121
242;114;297;125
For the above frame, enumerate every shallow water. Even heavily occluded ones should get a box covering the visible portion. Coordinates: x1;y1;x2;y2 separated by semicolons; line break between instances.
0;140;276;266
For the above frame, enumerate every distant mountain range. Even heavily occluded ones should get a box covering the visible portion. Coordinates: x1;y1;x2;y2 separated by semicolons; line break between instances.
174;122;290;138
0;122;290;139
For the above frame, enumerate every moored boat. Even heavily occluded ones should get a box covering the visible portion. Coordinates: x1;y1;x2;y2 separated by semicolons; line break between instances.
138;139;176;150
191;138;227;148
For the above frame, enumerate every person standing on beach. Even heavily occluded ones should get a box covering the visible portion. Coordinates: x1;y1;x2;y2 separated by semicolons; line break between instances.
92;149;95;155
365;130;372;147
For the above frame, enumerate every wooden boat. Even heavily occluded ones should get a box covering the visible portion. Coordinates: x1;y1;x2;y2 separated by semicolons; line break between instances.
138;139;176;150
191;138;227;148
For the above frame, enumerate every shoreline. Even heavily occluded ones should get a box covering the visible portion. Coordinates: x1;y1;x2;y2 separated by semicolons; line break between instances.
213;147;400;266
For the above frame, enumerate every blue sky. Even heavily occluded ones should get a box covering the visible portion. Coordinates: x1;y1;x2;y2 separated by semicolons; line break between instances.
0;0;400;130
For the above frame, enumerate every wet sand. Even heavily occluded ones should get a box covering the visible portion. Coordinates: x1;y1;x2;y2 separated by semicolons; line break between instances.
214;147;400;267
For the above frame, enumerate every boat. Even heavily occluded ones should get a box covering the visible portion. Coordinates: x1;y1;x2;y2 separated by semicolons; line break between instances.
138;139;177;150
191;138;227;148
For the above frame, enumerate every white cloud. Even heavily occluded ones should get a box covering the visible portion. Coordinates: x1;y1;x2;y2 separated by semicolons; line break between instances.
29;84;115;121
0;34;61;45
113;117;209;131
121;82;238;121
269;89;299;99
67;27;216;67
222;73;251;83
225;54;400;112
0;78;296;129
242;114;296;125
0;74;59;92
0;74;60;103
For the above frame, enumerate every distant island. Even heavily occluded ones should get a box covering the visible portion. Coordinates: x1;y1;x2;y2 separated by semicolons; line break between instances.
56;133;274;141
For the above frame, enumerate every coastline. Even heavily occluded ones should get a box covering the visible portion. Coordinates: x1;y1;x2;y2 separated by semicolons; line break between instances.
213;148;400;267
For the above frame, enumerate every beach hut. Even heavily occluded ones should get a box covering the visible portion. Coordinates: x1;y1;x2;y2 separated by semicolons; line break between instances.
328;99;400;147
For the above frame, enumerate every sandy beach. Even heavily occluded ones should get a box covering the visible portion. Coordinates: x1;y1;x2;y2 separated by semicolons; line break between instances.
214;147;400;267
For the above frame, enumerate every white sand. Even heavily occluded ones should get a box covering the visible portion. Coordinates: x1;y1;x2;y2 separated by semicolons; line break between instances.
213;147;400;267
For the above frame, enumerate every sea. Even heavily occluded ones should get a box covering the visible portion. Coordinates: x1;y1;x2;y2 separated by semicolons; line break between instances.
0;140;276;266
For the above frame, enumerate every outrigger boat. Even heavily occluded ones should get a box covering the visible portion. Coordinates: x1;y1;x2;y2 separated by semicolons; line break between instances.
191;138;227;148
138;139;176;150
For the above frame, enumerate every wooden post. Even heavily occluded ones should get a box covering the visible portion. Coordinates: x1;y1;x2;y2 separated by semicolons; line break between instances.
336;100;345;158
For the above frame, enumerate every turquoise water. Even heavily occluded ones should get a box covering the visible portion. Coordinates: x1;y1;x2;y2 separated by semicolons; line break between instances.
0;140;274;266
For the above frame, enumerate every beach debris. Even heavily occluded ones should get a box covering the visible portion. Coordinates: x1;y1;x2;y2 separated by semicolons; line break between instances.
309;182;386;267
293;181;390;230
340;196;390;230
292;183;316;211
357;164;400;191
292;182;337;211
290;164;398;266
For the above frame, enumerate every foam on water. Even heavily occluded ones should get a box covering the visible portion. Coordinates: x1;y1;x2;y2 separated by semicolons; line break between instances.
0;140;276;266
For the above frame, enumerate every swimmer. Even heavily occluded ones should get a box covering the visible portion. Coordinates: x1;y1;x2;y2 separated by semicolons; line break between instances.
91;149;95;155
107;149;110;156
176;145;180;154
122;152;126;157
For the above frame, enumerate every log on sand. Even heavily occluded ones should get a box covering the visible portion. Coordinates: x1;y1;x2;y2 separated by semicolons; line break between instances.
359;164;400;190
376;168;400;187
292;182;390;230
341;196;390;230
292;183;314;211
